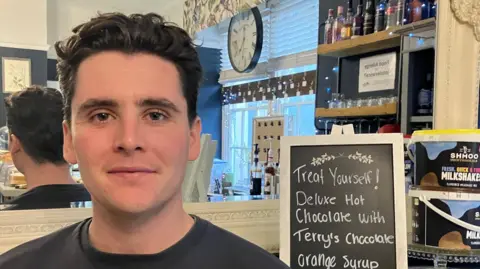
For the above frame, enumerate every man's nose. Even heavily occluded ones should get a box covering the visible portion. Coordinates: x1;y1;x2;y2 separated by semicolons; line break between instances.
113;116;144;154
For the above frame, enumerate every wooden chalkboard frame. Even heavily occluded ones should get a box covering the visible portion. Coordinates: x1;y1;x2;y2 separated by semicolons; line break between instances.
279;133;407;269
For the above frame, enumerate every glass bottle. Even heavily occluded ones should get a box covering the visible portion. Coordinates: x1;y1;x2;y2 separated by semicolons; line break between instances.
333;6;345;43
341;1;354;40
264;144;275;195
275;149;280;196
324;9;335;44
416;73;433;115
374;0;387;32
364;0;375;35
409;0;423;22
396;0;405;25
249;144;262;196
352;0;364;38
421;0;430;19
429;0;437;18
385;0;397;29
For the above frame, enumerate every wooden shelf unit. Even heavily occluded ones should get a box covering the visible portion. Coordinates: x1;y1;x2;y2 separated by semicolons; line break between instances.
392;17;436;35
317;28;401;58
315;102;397;118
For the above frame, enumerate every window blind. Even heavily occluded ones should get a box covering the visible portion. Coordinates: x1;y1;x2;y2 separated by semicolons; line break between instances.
269;0;319;59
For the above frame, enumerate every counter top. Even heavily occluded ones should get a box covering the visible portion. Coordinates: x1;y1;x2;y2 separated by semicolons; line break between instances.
0;182;26;197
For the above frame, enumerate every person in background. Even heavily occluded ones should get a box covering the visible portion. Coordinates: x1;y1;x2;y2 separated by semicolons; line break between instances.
2;86;91;210
0;13;289;269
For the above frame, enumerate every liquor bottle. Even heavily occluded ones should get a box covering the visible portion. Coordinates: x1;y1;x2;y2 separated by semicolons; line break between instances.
416;73;433;115
385;0;397;29
421;0;430;19
396;0;405;25
429;0;437;18
324;9;335;44
274;149;280;196
332;6;345;43
410;0;423;22
341;1;354;40
264;143;275;195
364;0;375;35
352;1;364;38
374;0;387;32
249;144;262;196
426;73;434;114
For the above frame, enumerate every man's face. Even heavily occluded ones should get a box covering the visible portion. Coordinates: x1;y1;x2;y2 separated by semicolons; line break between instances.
63;51;201;214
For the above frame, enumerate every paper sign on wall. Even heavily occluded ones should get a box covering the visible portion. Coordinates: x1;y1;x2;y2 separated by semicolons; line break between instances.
358;52;397;93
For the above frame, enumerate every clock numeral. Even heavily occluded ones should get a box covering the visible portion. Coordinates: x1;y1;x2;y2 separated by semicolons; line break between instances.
233;41;238;52
249;52;253;60
233;29;238;34
252;42;256;49
251;19;254;25
252;31;256;36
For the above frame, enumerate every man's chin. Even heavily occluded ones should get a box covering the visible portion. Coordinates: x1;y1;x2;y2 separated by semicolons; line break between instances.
96;197;162;217
91;188;180;217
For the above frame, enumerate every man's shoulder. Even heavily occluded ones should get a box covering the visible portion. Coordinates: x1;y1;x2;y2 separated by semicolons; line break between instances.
199;218;289;268
0;221;82;268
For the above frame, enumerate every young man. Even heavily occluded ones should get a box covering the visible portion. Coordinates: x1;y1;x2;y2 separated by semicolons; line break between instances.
0;13;289;268
2;86;91;210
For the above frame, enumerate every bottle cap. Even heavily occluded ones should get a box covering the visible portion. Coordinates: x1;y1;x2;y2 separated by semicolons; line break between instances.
338;6;344;14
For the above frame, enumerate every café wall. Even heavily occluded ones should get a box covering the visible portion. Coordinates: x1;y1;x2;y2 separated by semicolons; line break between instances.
47;0;184;58
0;0;49;127
0;0;47;47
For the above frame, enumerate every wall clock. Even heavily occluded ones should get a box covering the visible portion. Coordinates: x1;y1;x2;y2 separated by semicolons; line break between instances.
227;7;263;73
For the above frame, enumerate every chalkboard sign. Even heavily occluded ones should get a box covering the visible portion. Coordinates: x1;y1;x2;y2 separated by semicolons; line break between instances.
280;134;407;269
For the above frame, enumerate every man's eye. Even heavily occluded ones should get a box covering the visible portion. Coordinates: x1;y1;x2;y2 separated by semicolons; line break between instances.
92;113;111;122
148;111;166;121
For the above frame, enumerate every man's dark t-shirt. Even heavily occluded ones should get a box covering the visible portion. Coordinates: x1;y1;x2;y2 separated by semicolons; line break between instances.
2;184;91;210
0;216;290;269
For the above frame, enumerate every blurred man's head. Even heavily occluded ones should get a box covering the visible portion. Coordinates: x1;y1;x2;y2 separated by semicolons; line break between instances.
5;86;66;173
55;13;203;216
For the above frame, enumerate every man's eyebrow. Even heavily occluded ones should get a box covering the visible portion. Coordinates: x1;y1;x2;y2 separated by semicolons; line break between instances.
137;98;180;113
77;99;118;115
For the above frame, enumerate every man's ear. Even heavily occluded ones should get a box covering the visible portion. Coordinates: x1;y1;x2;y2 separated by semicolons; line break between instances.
62;121;77;164
8;134;21;154
188;117;202;161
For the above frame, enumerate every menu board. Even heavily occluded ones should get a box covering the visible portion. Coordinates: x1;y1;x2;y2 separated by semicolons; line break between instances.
280;134;407;269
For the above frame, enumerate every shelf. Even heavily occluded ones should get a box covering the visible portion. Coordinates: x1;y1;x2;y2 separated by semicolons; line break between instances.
408;243;480;264
409;188;480;200
317;28;401;58
410;115;433;123
392;18;436;35
315;102;397;118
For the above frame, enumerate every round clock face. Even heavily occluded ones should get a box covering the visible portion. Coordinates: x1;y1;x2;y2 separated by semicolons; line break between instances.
228;7;263;73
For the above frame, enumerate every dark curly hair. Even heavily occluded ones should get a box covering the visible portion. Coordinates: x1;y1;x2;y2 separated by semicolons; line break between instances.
54;12;203;124
5;86;66;164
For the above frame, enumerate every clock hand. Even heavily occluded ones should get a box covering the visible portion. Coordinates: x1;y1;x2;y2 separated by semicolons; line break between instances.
241;28;246;52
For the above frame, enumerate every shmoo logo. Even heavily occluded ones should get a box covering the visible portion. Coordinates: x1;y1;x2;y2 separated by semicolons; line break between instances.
450;146;479;161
